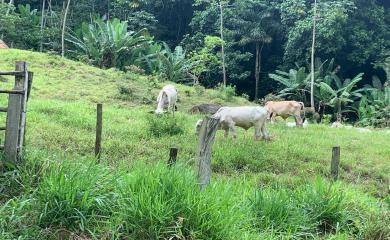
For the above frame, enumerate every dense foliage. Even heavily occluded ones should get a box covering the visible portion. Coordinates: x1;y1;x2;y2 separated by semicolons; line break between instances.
1;0;389;125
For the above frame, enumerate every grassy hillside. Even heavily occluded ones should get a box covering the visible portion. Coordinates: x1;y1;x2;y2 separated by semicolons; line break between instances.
0;49;389;239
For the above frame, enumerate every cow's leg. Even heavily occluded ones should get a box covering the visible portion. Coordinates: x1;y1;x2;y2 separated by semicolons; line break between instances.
224;128;229;138
261;123;270;141
227;122;237;139
254;124;262;140
271;113;277;124
294;114;303;127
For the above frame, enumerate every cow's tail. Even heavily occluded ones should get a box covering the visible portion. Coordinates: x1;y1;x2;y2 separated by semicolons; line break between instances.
299;102;306;121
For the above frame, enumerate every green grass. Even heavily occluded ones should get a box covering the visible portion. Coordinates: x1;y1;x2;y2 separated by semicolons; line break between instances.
0;49;389;239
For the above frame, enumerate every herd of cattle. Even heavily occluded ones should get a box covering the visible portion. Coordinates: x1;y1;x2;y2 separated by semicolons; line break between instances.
154;84;306;140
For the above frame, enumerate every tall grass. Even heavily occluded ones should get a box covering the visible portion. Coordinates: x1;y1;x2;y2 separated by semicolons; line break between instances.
34;159;252;239
37;159;115;234
251;179;390;239
115;163;250;239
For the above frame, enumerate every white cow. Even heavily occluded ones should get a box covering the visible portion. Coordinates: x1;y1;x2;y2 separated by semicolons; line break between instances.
196;106;270;140
155;85;178;114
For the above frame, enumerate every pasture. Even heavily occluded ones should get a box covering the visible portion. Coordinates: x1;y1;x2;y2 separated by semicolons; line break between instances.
0;49;389;239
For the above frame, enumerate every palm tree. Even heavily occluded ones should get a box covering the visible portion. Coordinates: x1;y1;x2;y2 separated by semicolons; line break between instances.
319;73;364;122
310;0;318;110
233;0;278;100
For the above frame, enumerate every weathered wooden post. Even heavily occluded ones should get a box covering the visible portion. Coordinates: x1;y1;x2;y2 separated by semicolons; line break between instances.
168;147;178;167
197;116;219;191
4;62;27;163
331;146;340;181
95;103;103;159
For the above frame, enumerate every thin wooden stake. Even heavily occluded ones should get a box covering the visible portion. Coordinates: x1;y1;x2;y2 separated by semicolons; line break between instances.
331;146;340;181
168;147;178;167
197;117;219;191
95;103;103;159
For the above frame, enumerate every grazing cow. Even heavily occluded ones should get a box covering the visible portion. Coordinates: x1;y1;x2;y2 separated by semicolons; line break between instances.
190;104;222;114
196;106;269;140
155;85;177;114
265;101;305;126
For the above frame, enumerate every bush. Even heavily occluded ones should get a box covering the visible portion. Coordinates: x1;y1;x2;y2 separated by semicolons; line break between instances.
194;84;205;95
118;85;134;97
146;114;185;137
212;84;236;101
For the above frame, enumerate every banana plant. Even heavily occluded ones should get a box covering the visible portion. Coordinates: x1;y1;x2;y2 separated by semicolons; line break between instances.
158;43;194;84
268;67;311;102
319;73;364;122
67;18;151;69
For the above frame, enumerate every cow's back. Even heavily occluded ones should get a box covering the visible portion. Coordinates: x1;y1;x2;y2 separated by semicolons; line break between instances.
213;106;267;129
266;101;301;116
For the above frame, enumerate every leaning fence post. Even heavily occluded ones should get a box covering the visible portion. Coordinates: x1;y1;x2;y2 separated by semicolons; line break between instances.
4;62;27;163
197;116;219;191
168;147;178;167
331;146;340;181
95;103;103;160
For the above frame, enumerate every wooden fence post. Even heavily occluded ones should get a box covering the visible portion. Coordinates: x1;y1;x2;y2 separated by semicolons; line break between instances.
168;147;178;166
331;146;340;181
197;116;219;191
4;62;27;163
95;103;103;159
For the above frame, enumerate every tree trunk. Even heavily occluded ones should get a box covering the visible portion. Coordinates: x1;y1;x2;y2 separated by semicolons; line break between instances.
254;42;264;101
310;0;317;111
40;0;46;52
61;0;71;57
337;101;342;122
219;1;227;87
107;0;110;20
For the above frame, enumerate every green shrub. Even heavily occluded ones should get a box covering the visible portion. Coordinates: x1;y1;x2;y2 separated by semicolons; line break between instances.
146;114;184;137
212;84;236;101
194;84;205;95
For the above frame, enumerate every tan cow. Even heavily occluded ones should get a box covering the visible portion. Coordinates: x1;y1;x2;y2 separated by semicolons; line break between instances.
265;101;304;126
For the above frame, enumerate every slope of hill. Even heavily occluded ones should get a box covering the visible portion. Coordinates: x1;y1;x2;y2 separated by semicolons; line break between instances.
0;49;389;239
0;49;248;108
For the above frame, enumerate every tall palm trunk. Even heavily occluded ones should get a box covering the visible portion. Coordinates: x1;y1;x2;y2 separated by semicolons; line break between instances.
61;0;71;57
254;42;264;101
310;0;317;111
219;1;227;87
40;0;46;52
